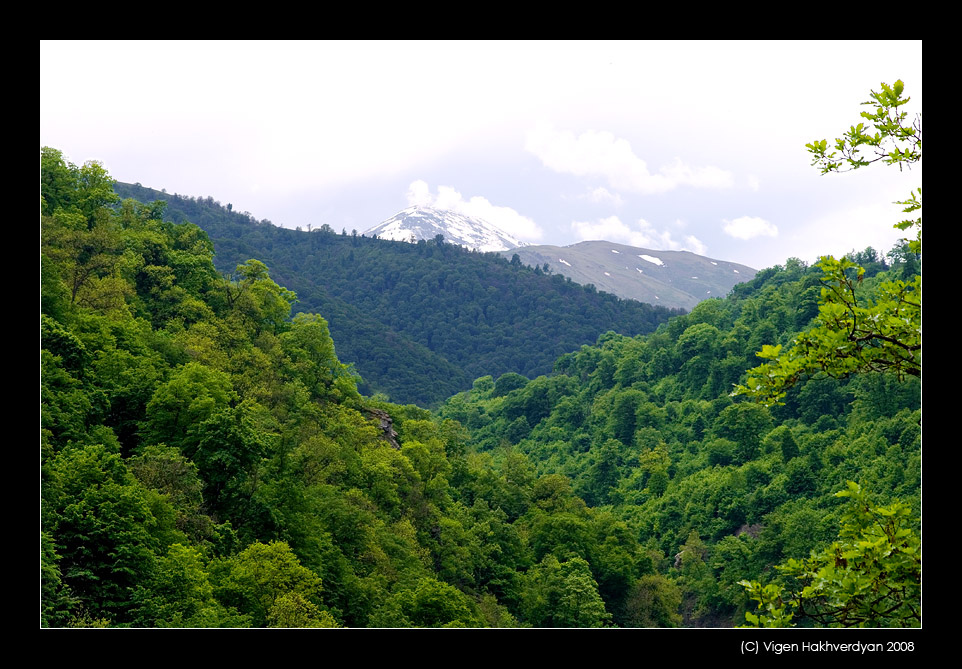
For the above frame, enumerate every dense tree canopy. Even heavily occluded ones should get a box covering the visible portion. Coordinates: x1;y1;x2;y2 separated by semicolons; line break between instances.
41;121;919;629
438;245;919;626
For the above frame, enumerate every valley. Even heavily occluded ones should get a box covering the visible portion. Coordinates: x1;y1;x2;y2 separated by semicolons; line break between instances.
41;98;921;629
113;181;686;407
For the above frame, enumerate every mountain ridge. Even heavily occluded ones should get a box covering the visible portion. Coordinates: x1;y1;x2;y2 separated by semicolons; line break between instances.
502;241;757;311
364;205;757;309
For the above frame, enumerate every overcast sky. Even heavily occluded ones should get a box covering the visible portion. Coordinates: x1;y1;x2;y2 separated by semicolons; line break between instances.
41;40;922;270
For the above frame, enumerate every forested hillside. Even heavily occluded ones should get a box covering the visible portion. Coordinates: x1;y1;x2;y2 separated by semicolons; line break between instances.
113;182;683;407
42;148;697;628
40;147;920;628
438;253;920;626
40;80;920;630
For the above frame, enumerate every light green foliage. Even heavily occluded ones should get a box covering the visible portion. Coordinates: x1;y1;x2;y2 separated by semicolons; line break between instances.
131;543;250;627
41;149;133;315
805;79;921;252
281;313;359;402
370;577;483;628
740;581;795;628
638;443;671;496
741;483;920;627
217;541;325;627
43;210;126;308
736;80;921;405
143;362;237;455
806;80;921;170
41;147;119;222
521;555;612;628
267;592;339;628
736;256;920;405
477;593;522;627
224;259;297;336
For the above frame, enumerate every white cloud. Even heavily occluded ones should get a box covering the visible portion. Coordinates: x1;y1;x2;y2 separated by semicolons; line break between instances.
583;186;624;206
659;157;735;190
747;175;760;192
525;123;734;194
406;180;432;207
722;216;778;240
571;216;706;254
405;181;543;241
434;186;466;212
683;234;708;256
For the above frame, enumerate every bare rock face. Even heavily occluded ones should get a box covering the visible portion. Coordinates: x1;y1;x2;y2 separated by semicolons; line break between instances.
366;408;400;449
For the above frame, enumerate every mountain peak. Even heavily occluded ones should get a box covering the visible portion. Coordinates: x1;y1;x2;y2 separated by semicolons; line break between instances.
364;206;527;252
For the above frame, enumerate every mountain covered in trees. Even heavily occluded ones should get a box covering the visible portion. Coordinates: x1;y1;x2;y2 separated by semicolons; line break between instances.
502;241;757;311
43;76;922;629
42;140;919;628
112;181;684;407
437;252;920;626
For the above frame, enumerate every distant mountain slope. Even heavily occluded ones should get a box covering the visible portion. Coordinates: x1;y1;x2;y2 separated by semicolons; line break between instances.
113;183;682;406
364;205;527;252
502;241;756;311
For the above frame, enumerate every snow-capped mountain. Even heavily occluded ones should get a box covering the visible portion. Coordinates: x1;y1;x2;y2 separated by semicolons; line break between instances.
364;206;527;252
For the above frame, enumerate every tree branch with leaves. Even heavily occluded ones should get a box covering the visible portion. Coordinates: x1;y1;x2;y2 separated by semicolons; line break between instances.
740;483;921;628
736;81;922;628
734;80;921;406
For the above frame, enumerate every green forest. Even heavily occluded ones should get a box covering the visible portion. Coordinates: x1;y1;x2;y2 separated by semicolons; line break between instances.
40;81;921;629
113;179;683;407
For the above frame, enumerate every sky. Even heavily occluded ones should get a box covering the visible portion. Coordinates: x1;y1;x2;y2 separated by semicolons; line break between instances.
40;40;922;270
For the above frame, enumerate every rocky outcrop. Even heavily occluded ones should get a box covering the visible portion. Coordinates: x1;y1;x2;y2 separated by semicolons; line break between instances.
366;408;401;450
